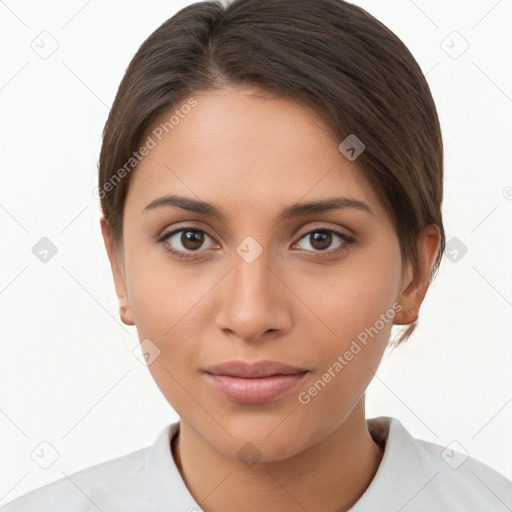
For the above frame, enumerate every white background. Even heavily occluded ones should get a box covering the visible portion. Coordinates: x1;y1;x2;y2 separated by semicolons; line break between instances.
1;0;511;505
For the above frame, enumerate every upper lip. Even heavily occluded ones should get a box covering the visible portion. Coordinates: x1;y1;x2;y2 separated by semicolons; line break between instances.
203;360;309;378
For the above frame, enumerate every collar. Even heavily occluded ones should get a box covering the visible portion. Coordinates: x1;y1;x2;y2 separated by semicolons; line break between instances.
144;416;437;512
145;421;199;512
349;416;439;510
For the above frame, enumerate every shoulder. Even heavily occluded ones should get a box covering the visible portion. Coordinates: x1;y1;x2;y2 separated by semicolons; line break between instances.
355;416;512;511
1;444;154;512
413;433;512;509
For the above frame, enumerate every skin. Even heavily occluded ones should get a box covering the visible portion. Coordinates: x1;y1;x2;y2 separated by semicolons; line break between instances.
101;85;441;512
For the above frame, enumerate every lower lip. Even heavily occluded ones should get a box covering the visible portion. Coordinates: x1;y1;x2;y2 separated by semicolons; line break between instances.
204;372;309;405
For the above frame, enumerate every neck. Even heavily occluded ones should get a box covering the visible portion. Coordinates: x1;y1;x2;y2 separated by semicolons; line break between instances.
171;399;383;512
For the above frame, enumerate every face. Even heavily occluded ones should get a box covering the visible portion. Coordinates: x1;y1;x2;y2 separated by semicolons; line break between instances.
104;85;420;462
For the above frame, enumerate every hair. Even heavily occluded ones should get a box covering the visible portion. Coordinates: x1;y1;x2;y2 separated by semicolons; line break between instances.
98;0;445;345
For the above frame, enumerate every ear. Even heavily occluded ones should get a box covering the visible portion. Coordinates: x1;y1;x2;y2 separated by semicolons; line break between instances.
100;216;135;326
394;224;441;325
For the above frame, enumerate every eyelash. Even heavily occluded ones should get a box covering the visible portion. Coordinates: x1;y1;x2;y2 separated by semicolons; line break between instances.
157;226;355;261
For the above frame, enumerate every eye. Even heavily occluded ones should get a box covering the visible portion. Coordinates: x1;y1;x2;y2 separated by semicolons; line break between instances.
293;228;354;256
157;226;355;261
157;227;217;260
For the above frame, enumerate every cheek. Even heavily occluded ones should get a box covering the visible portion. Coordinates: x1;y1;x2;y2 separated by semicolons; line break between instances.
300;243;403;349
123;234;203;335
295;242;403;403
124;261;207;410
123;245;214;380
128;272;205;355
295;281;397;427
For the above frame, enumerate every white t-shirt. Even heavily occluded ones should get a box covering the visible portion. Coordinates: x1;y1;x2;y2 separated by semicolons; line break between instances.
2;416;511;511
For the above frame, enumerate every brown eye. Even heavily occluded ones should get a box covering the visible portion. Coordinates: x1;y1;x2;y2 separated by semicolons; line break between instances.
296;229;351;253
180;230;204;251
159;228;217;257
309;231;332;251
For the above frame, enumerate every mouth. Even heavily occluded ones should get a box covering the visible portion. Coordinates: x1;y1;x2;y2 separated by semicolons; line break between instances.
202;360;310;404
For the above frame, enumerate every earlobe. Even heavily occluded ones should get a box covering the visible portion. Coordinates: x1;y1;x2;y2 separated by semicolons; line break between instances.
395;307;418;325
100;216;135;326
394;225;441;326
119;304;135;326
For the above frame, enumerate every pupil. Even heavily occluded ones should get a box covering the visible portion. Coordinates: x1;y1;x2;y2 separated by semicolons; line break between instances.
311;232;331;250
182;230;203;250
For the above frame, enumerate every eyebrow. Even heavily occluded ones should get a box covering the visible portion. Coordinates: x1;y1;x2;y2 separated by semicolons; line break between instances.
143;194;373;220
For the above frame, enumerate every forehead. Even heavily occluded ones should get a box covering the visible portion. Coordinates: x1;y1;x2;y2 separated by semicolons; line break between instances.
125;86;383;219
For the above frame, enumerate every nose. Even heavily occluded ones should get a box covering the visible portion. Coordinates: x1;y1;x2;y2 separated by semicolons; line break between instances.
215;244;294;343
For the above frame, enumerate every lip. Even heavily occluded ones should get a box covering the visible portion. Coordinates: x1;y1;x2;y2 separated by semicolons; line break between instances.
203;360;309;378
203;360;309;405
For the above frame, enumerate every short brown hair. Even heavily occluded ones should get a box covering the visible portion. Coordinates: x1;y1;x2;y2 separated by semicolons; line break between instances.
98;0;445;345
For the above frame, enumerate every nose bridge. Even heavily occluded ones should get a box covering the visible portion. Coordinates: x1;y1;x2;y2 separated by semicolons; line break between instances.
215;237;292;339
231;237;280;310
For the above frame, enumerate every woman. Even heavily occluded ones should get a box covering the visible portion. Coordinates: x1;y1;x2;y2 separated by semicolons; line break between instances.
3;0;511;510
